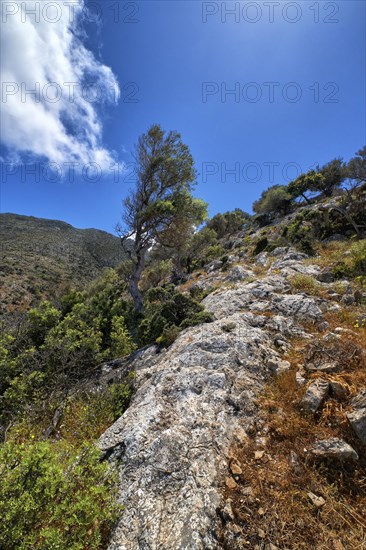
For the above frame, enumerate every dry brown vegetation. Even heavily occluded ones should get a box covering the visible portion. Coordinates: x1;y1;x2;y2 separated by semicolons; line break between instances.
288;273;329;298
221;310;366;549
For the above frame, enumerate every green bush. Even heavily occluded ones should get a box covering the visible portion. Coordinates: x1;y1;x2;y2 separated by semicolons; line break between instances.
350;240;366;274
288;274;324;297
205;244;225;262
284;220;315;255
253;185;292;218
108;316;136;358
28;301;60;346
0;270;136;429
43;305;104;378
140;259;173;291
332;240;366;279
206;209;250;238
253;236;268;255
0;439;118;550
139;285;213;347
0;332;17;394
188;285;213;302
156;325;181;347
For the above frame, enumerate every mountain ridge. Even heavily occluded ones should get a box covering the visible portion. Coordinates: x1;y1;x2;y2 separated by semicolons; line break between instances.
0;212;126;314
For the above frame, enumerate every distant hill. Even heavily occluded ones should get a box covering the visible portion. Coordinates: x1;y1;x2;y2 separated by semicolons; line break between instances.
0;213;127;313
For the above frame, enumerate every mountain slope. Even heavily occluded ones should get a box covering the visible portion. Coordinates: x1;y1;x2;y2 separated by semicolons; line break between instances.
99;245;366;549
0;213;126;313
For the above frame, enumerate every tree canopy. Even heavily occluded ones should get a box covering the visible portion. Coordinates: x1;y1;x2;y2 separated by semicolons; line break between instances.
118;124;205;311
253;185;292;218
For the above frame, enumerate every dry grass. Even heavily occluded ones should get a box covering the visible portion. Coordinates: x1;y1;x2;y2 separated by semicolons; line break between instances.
220;332;366;549
253;262;273;276
289;273;329;298
324;307;366;340
306;241;355;270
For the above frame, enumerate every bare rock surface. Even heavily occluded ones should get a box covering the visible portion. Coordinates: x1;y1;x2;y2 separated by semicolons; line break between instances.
99;257;330;549
301;379;330;413
346;389;366;444
100;315;275;549
312;438;359;461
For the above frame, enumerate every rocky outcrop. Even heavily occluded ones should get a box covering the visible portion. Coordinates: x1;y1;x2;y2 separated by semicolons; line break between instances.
100;317;273;549
99;250;348;549
300;380;330;414
346;390;366;444
312;438;359;461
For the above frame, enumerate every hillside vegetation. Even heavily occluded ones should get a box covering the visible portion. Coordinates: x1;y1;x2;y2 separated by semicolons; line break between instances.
0;132;365;549
0;213;127;314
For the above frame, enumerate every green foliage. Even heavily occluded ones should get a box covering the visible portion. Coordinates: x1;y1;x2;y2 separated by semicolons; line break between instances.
206;208;250;239
285;159;346;206
189;227;218;257
106;380;134;420
2;369;46;423
287;171;324;203
44;305;104;375
0;439;118;550
252;212;272;228
119;124;202;311
28;301;60;346
188;284;213;302
350;240;366;274
315;158;346;196
60;290;86;317
282;218;315;255
156;325;181;347
253;185;292;218
140;259;173;291
139;285;212;346
109;316;136;358
157;191;209;268
179;310;214;328
288;274;324;297
253;236;269;255
332;240;366;279
205;244;226;261
0;332;17;394
0;269;135;430
346;146;366;185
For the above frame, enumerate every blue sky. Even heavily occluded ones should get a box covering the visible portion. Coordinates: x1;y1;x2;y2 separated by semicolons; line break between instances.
1;0;365;233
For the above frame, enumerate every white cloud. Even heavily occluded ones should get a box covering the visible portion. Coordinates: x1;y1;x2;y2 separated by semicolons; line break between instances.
0;0;120;170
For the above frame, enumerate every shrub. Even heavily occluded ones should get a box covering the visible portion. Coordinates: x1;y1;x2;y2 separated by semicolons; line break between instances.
188;285;213;302
0;332;17;394
139;285;213;346
253;185;292;218
253;236;268;255
43;306;104;380
206;209;250;238
0;439;118;550
108;316;136;358
350;240;366;274
185;227;218;271
140;259;173;291
156;325;181;347
288;274;324;297
205;244;225;262
285;220;315;255
180;310;213;328
332;239;366;279
28;301;60;346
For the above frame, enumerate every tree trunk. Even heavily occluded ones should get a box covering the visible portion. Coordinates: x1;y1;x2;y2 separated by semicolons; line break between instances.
175;254;184;278
335;207;360;236
129;249;146;313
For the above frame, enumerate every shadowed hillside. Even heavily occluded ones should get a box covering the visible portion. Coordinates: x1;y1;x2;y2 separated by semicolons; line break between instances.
0;213;126;313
